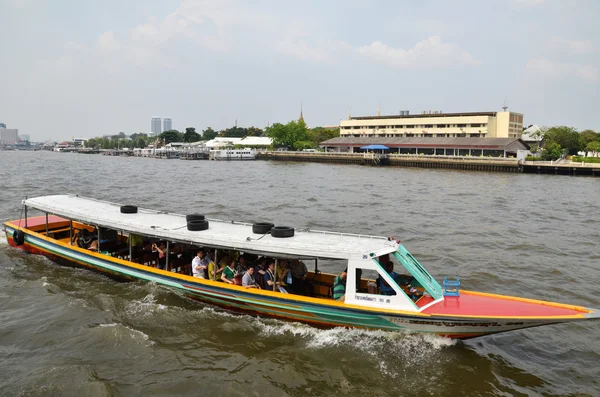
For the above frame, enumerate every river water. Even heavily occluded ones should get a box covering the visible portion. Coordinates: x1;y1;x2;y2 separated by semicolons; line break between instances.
0;151;599;397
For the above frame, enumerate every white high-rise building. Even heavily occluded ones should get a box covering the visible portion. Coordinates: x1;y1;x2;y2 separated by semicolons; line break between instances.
163;117;172;131
151;117;162;134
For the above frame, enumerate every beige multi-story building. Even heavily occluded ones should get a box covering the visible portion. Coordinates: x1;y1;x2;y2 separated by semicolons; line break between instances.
340;111;524;139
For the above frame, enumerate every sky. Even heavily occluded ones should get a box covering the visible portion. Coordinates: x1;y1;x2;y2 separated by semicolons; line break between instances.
1;0;598;141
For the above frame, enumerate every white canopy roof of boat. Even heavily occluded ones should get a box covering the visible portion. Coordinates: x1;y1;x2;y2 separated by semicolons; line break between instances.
23;195;399;260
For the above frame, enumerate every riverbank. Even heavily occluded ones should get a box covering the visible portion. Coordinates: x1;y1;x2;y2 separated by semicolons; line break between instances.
258;152;600;177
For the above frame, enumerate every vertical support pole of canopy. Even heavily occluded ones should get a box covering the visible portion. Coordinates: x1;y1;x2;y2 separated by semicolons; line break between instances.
314;258;318;274
128;232;132;262
45;213;49;235
69;220;73;243
166;241;170;271
274;259;278;292
97;226;101;253
24;196;28;228
213;249;218;280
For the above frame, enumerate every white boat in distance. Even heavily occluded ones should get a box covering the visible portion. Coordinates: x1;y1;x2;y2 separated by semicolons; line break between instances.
209;149;256;160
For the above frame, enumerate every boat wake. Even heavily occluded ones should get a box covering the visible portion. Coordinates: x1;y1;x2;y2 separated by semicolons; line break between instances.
97;323;155;346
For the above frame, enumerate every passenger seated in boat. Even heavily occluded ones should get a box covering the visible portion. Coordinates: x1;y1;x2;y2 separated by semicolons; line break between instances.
235;254;250;275
221;259;236;284
333;269;347;301
377;262;399;296
254;257;267;289
208;257;224;281
192;249;208;278
276;260;291;289
153;241;167;270
264;260;280;291
242;266;260;289
290;259;310;295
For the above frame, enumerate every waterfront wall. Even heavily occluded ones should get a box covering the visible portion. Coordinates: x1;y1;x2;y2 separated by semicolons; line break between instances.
258;152;600;176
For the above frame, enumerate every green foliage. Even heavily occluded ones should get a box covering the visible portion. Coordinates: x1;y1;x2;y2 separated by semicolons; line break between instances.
247;127;264;136
266;120;309;150
525;155;543;161
541;141;563;161
585;141;600;153
265;120;335;150
202;127;218;141
543;126;581;155
183;127;201;143
160;130;182;144
307;127;340;146
579;130;598;147
571;156;600;163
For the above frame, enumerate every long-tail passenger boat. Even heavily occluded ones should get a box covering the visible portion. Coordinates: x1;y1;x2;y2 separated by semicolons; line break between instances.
3;195;599;339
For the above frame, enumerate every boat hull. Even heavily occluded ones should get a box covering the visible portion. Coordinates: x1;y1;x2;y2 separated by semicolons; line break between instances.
3;223;588;339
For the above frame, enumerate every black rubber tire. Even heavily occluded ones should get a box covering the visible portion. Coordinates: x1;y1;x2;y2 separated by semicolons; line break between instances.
13;230;25;246
120;205;138;214
186;214;205;222
252;222;274;234
271;226;295;238
187;220;209;231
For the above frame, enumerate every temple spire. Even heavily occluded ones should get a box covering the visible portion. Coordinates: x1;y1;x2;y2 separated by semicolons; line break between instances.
378;103;381;116
299;101;304;123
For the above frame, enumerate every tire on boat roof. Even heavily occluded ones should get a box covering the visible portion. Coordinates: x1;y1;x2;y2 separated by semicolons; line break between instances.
187;220;209;231
252;222;274;234
120;205;138;214
271;226;294;238
13;229;25;246
186;214;205;222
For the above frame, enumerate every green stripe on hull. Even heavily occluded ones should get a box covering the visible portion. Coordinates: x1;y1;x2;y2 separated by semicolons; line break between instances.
9;229;402;330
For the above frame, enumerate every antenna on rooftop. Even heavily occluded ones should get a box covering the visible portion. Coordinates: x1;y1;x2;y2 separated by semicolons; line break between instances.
502;97;508;112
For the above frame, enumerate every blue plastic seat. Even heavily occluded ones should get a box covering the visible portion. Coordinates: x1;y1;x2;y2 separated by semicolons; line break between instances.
443;276;460;297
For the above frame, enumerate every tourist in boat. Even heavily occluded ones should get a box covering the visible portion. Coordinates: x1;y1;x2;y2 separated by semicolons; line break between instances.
378;261;399;296
254;257;267;289
276;260;291;288
192;249;208;278
235;254;250;275
290;259;310;295
208;258;223;281
264;260;280;291
242;266;260;289
333;269;347;301
221;259;236;284
153;241;167;270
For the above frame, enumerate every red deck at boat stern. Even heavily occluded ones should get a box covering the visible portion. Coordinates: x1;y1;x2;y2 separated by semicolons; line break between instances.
422;291;588;318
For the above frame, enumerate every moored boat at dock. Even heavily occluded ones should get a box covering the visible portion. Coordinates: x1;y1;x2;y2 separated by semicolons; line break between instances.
4;195;598;339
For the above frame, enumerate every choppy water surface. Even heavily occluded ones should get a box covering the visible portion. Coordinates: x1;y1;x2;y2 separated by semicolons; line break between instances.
1;151;599;397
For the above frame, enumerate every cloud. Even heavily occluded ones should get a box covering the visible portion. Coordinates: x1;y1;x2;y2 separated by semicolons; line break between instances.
358;36;481;68
97;31;119;51
526;58;598;83
547;37;594;54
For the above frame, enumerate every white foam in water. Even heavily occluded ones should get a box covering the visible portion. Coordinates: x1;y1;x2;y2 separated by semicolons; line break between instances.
125;293;168;316
98;323;155;346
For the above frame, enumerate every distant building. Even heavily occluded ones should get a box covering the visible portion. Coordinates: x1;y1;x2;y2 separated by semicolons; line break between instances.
521;125;543;147
321;136;529;158
72;137;87;147
1;129;19;144
20;134;30;142
151;117;162;134
340;110;524;139
163;117;172;131
0;122;6;129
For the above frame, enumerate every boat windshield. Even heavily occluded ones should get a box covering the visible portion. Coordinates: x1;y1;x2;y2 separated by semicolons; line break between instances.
392;245;443;300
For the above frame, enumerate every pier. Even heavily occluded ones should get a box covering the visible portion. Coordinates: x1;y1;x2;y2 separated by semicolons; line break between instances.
258;152;600;176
